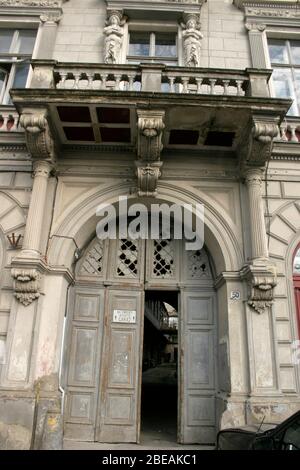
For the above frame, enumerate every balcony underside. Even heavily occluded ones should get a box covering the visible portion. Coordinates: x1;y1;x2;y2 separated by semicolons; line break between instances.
11;89;290;156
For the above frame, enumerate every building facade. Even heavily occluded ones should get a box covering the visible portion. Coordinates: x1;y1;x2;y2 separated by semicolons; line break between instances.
0;0;299;449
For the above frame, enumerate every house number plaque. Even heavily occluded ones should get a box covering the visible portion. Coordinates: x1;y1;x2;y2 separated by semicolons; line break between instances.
113;309;136;324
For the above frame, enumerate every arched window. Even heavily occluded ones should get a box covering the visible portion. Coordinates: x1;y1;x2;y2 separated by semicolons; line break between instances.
293;244;300;337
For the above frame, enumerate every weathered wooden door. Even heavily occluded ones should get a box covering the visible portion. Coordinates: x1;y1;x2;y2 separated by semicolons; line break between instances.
180;289;216;444
96;288;144;442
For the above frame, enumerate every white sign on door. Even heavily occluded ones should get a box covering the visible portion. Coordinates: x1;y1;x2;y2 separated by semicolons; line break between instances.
113;309;136;324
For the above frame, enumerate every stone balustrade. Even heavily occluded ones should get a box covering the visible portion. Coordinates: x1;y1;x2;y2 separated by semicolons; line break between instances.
31;60;271;97
0;107;22;133
277;118;300;143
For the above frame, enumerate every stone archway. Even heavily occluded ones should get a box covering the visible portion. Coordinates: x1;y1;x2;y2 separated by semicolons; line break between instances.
41;184;246;444
63;231;217;444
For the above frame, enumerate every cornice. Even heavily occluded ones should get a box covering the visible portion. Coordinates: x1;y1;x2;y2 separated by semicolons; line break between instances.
234;1;300;19
0;0;67;6
234;0;299;10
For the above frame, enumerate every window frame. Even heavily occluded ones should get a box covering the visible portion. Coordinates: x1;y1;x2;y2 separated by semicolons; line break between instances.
0;27;37;105
126;20;181;66
267;37;300;116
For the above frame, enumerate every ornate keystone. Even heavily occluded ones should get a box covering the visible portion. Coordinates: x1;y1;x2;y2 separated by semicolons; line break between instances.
20;112;55;161
12;268;40;306
181;13;203;67
135;161;163;197
241;264;277;314
104;10;127;64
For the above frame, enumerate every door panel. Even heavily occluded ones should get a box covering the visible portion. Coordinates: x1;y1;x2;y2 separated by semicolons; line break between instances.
180;290;216;444
96;289;144;443
64;287;105;441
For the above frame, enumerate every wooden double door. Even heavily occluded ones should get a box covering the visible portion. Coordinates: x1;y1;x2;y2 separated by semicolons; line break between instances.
63;237;217;444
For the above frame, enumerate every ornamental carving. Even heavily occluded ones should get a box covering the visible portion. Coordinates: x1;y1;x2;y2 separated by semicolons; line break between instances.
11;268;40;306
246;7;300;19
104;10;126;64
239;116;279;167
0;0;65;6
135;161;163;197
136;110;165;197
19;112;55;161
245;22;266;32
181;13;203;67
242;264;277;315
137;110;165;161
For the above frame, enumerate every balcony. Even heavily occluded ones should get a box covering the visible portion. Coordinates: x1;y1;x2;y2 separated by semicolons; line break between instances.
7;60;292;157
31;60;268;98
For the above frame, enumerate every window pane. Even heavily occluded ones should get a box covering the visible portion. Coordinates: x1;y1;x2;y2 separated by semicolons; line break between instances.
16;30;36;54
0;29;14;53
12;63;30;88
290;41;300;65
0;68;7;98
268;40;289;64
155;33;177;58
272;68;299;115
129;33;150;56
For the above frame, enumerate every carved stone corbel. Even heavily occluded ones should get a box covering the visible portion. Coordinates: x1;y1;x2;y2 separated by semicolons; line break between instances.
137;110;165;161
11;268;40;307
241;264;277;314
136;110;165;197
19;112;56;162
239;115;279;168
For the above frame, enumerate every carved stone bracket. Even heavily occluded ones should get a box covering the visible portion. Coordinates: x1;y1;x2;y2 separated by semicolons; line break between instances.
19;112;56;162
136;110;165;197
239;115;279;168
241;263;277;314
11;268;40;306
137;110;165;161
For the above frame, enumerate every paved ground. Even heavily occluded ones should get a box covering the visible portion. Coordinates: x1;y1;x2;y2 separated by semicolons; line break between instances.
63;435;214;450
64;364;214;450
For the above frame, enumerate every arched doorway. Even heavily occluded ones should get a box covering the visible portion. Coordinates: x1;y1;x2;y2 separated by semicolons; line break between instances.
293;244;300;337
63;233;217;445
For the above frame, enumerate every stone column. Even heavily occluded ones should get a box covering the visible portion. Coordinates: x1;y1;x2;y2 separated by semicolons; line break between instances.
245;23;268;68
244;167;268;262
22;160;52;257
35;13;62;60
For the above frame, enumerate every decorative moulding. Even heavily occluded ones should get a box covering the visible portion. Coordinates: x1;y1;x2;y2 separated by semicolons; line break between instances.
234;1;300;19
106;0;204;15
0;0;68;6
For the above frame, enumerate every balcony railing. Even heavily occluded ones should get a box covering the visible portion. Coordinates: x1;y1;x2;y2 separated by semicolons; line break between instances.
0;106;22;133
30;60;272;99
277;117;300;143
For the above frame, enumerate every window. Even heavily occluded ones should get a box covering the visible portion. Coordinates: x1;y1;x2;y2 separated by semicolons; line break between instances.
128;31;177;65
268;39;300;116
0;28;36;105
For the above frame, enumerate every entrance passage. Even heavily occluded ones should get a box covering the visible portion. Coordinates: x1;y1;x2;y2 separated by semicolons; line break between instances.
141;291;178;443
